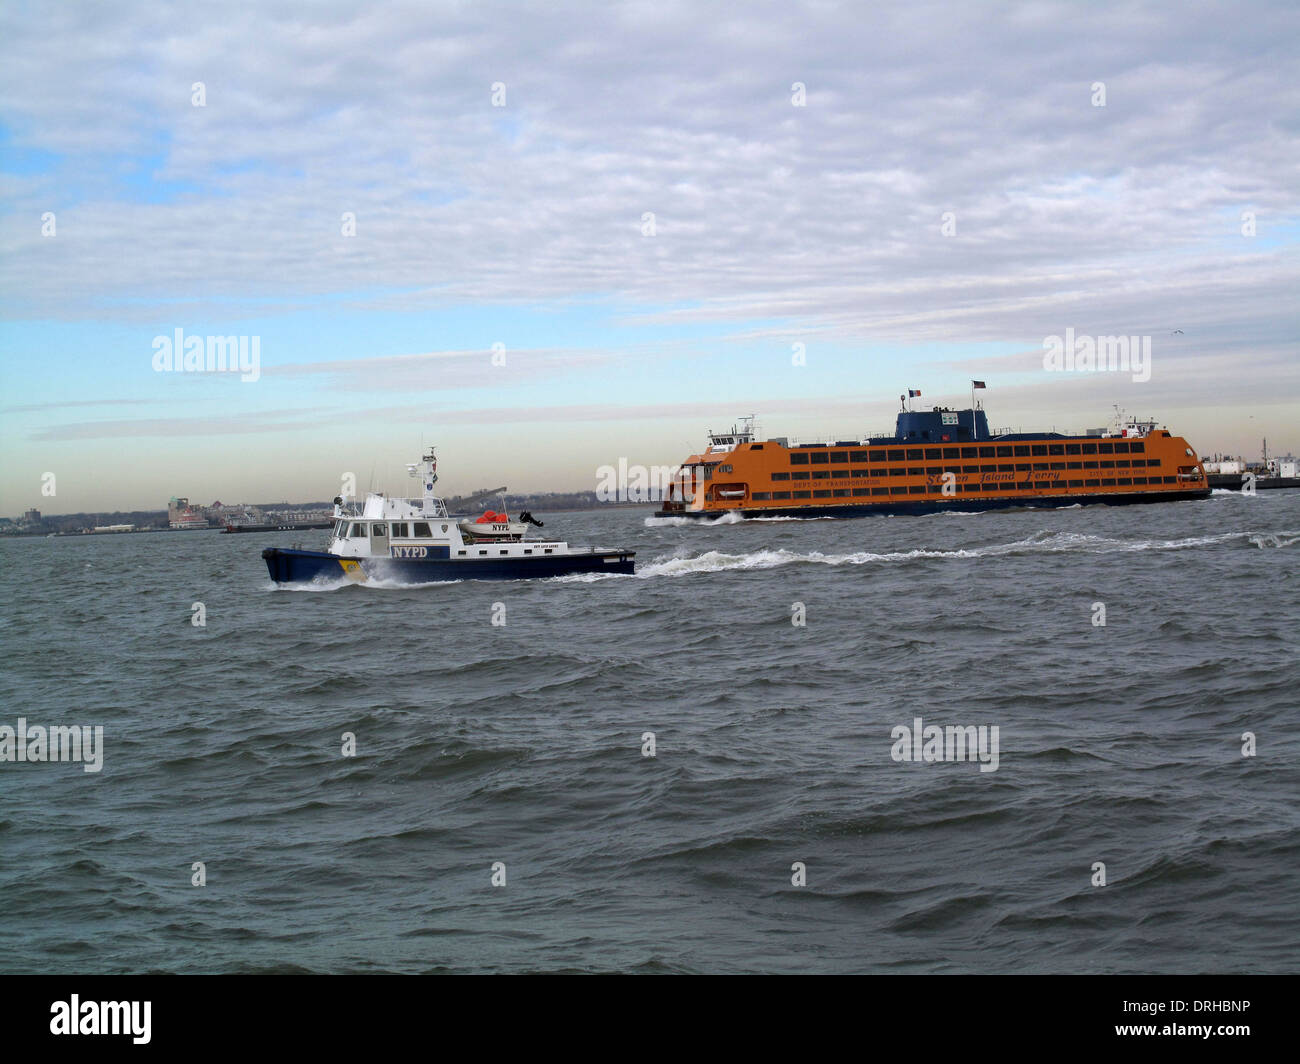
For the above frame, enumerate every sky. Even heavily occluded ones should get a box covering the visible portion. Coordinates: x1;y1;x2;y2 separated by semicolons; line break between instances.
1;0;1297;514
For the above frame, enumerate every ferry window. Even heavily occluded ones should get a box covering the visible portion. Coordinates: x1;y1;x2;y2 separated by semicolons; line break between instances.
908;485;926;495
1015;463;1031;472
996;446;1013;457
1102;479;1116;486
1031;444;1048;456
998;464;1014;472
1033;462;1049;471
907;467;924;476
926;466;943;475
371;524;387;537
479;549;488;555
1068;480;1084;488
1100;460;1115;469
719;464;733;473
833;489;850;497
869;450;887;463
906;448;924;460
349;523;366;537
1067;462;1082;470
1163;476;1176;483
851;451;868;461
792;471;810;480
1082;443;1098;454
852;469;871;478
752;492;772;500
982;483;1002;491
829;451;848;463
871;468;888;477
1065;444;1082;455
1049;443;1065;455
962;484;981;493
751;444;764;450
1132;477;1147;484
814;490;831;498
1116;460;1131;468
790;452;809;465
500;549;510;555
871;487;889;495
773;491;792;499
792;491;811;499
812;470;830;480
413;523;432;537
979;446;995;458
811;452;829;464
961;447;978;458
703;467;712;479
890;486;908;494
1050;462;1066;470
887;449;905;461
772;472;790;481
1098;442;1114;454
852;487;870;496
925;448;942;459
1149;459;1162;467
1113;442;1130;453
980;464;997;473
1117;477;1132;485
1010;445;1027;457
1083;460;1099;469
1130;441;1145;452
1085;479;1101;487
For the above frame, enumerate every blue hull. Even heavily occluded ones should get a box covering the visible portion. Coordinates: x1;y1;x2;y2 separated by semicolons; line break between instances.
655;488;1210;520
263;547;635;585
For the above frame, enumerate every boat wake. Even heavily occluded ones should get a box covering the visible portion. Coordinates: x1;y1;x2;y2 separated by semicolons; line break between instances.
635;529;1289;578
644;511;837;527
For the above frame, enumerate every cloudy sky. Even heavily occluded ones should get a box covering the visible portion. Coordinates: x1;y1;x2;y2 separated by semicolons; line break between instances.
1;0;1296;513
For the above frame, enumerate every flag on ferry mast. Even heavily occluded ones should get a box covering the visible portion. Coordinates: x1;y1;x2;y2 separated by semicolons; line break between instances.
972;380;986;389
908;389;922;398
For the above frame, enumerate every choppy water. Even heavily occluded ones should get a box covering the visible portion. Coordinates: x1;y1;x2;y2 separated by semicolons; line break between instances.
1;490;1297;973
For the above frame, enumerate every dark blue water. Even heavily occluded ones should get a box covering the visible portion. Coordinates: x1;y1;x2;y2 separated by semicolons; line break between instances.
1;490;1297;973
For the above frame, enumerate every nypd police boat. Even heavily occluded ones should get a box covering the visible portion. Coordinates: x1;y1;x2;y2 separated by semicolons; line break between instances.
262;447;635;585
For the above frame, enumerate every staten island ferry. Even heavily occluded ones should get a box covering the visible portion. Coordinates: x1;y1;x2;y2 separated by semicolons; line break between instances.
263;447;634;585
655;400;1209;519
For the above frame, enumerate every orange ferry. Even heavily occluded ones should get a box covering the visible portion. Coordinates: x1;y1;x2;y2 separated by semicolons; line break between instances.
655;400;1209;519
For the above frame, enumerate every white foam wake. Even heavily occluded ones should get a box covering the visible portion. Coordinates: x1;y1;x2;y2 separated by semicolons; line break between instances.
634;529;1277;578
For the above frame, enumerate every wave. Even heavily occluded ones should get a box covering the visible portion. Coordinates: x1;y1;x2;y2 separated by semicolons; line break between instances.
644;511;844;527
634;529;1272;578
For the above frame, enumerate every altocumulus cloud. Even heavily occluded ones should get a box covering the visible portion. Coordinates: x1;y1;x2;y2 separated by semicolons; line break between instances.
0;0;1296;382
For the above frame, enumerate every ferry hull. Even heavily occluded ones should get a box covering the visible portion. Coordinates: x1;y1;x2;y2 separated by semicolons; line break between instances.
655;488;1210;520
263;547;634;585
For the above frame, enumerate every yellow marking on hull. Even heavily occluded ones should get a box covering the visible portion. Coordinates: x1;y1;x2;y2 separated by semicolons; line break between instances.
339;559;366;582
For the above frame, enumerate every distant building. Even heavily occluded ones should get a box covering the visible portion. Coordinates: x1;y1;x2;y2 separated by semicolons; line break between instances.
168;496;209;530
22;508;41;523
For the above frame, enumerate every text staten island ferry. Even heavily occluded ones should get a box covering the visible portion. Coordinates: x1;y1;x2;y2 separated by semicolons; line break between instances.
263;447;634;585
655;402;1210;520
